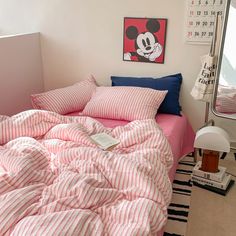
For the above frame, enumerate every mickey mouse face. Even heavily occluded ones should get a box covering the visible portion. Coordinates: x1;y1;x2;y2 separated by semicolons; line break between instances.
136;32;156;54
125;19;162;61
124;18;166;63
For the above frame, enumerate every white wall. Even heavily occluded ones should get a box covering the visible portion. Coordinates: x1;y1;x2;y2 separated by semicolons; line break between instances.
0;33;44;116
0;0;235;141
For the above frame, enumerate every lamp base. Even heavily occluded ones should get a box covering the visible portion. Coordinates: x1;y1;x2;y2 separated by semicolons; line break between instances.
200;150;219;173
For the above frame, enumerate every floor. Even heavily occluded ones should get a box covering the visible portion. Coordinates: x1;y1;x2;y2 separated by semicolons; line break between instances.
186;152;236;236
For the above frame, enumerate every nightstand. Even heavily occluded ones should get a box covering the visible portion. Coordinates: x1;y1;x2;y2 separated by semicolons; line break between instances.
186;159;236;236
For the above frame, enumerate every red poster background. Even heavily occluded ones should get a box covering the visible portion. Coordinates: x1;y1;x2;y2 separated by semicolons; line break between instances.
123;18;167;64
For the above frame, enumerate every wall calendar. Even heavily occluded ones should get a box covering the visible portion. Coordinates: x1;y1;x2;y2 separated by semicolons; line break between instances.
185;0;226;44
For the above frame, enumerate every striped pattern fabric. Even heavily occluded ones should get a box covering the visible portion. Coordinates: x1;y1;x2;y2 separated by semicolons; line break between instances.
31;75;97;115
164;154;194;236
216;95;236;113
81;86;167;121
0;110;173;235
216;84;236;113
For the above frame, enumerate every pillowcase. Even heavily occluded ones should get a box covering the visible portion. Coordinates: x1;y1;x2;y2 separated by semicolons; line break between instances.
31;75;97;115
111;73;182;116
216;84;236;113
216;94;236;113
81;86;167;121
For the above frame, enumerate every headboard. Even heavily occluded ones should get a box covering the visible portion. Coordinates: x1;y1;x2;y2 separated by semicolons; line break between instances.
0;32;44;116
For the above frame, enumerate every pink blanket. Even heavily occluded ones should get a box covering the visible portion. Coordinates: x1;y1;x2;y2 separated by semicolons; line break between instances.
68;112;195;183
0;110;173;236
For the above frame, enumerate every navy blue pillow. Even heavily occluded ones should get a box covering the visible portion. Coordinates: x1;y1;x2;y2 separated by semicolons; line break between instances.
111;74;182;116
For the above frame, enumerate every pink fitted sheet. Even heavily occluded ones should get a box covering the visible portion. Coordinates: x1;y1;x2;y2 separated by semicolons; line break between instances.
67;112;195;182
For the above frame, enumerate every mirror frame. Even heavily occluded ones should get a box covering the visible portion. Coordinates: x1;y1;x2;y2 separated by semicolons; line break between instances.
211;0;236;120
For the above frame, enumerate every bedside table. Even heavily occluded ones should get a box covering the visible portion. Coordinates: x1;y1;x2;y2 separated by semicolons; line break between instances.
186;159;236;236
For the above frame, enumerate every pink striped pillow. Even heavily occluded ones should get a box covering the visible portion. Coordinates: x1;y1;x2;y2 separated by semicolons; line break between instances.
81;86;167;121
216;94;236;113
31;75;97;115
215;85;236;113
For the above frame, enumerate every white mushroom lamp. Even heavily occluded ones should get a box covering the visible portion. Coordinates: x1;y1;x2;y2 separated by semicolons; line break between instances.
194;126;230;173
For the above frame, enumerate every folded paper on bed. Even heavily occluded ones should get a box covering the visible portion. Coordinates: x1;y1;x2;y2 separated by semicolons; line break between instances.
90;132;120;150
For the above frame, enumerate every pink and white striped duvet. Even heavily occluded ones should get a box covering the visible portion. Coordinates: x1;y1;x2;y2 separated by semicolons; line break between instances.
0;110;173;236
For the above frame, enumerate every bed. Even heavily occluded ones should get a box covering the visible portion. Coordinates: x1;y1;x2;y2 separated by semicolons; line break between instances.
0;74;195;235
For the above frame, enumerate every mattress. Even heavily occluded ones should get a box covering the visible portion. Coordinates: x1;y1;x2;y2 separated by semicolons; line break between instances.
67;112;195;182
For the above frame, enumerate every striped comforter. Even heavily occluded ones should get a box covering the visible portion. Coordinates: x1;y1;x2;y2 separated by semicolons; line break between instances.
0;110;173;236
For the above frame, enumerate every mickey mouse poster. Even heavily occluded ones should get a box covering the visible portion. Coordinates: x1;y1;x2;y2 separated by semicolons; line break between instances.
123;17;167;64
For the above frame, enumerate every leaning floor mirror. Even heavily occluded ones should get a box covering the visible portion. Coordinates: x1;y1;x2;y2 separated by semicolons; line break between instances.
212;0;236;120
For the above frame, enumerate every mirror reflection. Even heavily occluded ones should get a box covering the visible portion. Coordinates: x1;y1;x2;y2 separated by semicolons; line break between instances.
214;0;236;118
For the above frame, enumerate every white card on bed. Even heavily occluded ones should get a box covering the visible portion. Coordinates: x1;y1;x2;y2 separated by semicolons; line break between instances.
0;166;5;175
90;133;120;150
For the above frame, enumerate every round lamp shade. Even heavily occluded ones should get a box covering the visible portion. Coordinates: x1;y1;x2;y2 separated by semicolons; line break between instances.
194;126;230;153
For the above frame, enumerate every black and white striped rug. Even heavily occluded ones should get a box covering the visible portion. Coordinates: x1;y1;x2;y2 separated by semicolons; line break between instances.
163;151;236;236
163;153;194;236
220;151;236;161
